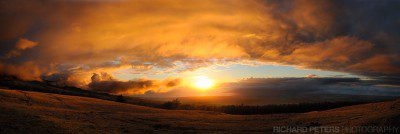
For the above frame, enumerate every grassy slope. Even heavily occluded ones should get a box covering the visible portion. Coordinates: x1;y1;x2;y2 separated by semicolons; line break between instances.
0;89;399;133
155;94;396;105
0;75;163;107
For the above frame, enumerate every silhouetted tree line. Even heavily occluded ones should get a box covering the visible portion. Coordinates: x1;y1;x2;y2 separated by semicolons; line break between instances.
158;99;367;115
160;98;181;109
211;101;364;114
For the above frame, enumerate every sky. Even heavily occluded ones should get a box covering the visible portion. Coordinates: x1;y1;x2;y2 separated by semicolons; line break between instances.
0;0;399;99
113;63;358;82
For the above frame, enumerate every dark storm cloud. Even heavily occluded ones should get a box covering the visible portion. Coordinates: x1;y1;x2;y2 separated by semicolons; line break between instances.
225;77;400;102
89;78;155;94
87;72;180;94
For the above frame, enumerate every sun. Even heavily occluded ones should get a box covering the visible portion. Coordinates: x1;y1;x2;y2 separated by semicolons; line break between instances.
193;76;214;90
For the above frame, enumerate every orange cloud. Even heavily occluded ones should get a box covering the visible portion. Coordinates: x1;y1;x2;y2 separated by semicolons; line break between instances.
0;62;42;81
3;38;38;58
88;72;180;94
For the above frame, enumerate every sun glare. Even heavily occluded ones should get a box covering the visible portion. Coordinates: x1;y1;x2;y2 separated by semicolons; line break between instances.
193;76;214;90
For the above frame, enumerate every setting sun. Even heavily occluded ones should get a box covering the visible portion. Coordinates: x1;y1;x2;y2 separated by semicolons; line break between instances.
193;76;214;90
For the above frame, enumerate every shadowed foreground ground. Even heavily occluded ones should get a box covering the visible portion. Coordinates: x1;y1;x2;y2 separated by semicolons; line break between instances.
0;89;399;133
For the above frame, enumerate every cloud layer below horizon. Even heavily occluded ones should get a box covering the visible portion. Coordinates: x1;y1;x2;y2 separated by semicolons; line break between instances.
141;77;400;104
0;0;399;93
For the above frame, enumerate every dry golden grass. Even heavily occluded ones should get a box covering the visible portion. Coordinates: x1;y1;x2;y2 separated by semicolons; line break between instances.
0;89;399;133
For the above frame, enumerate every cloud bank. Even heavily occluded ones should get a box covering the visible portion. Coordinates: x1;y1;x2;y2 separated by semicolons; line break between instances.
221;77;400;103
87;72;180;94
138;77;400;104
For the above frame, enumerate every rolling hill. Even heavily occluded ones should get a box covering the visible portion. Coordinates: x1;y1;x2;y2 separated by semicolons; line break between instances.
0;75;163;107
0;89;399;133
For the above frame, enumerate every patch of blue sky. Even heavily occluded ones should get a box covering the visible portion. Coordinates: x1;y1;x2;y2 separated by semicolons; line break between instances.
113;63;359;81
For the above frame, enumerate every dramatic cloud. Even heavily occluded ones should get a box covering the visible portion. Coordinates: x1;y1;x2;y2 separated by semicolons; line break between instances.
3;38;38;58
87;72;180;94
0;0;399;86
0;62;42;81
164;78;181;87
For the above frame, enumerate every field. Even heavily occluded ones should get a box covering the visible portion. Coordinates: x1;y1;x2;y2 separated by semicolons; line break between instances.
0;89;399;133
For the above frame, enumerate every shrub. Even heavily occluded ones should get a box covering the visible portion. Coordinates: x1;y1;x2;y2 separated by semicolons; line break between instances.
161;98;181;109
116;95;126;103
